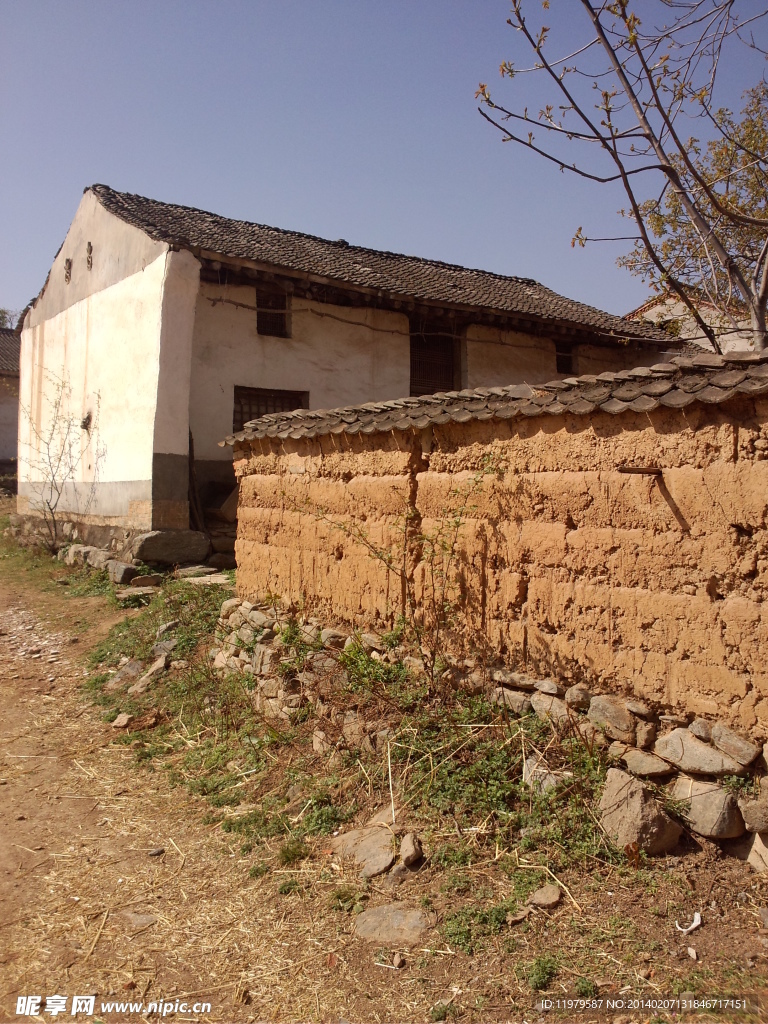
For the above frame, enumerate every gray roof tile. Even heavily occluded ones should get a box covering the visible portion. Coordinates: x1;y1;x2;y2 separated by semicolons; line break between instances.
90;184;670;346
222;349;768;447
0;329;20;375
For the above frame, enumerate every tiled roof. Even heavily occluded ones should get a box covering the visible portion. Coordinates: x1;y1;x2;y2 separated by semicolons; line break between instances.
0;329;20;375
222;350;768;445
90;184;669;346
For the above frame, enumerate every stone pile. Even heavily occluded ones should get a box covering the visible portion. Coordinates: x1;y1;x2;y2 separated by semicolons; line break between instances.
213;598;768;867
211;598;397;748
60;543;232;600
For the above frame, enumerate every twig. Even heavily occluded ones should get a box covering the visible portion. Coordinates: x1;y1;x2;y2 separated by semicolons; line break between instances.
84;909;109;959
387;741;395;825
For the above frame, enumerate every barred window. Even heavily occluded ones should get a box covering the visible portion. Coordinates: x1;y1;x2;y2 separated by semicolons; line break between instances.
256;286;289;337
233;386;309;432
410;320;457;396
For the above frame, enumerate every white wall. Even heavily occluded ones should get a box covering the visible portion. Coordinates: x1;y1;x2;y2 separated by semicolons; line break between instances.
633;296;754;353
28;190;166;327
18;250;171;525
466;324;559;386
188;283;410;463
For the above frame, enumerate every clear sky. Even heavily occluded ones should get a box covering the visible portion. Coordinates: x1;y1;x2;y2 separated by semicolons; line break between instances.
1;1;764;318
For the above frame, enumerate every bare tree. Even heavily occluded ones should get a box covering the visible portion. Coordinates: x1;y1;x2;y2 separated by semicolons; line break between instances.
19;372;106;551
477;1;768;352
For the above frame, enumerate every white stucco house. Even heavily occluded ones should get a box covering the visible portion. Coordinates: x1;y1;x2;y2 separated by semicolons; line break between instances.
0;327;20;479
627;290;753;353
18;184;674;545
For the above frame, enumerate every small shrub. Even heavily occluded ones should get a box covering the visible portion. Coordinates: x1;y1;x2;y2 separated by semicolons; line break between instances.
575;977;597;998
249;862;269;879
528;955;558;991
278;838;309;866
278;879;300;895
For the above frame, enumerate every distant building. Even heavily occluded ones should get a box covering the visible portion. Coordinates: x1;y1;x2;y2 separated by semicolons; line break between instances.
0;327;20;477
627;291;753;353
19;184;674;542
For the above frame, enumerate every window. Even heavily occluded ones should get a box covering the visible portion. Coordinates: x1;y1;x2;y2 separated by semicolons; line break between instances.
233;386;309;432
256;286;289;337
555;342;574;375
410;319;457;396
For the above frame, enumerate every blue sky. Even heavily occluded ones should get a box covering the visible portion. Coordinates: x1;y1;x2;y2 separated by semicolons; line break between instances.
2;1;764;317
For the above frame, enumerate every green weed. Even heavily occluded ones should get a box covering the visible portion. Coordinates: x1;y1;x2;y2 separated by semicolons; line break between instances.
278;838;309;865
330;885;369;913
575;977;597;998
528;954;559;991
278;879;300;895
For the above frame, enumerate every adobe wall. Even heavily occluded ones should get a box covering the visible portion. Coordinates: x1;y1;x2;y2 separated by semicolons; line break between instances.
233;396;768;736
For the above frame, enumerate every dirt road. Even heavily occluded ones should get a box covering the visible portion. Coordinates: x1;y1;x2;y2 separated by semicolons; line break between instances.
3;541;768;1024
0;571;455;1024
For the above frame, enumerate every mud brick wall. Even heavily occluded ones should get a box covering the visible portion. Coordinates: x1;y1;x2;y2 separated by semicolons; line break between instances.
233;396;768;736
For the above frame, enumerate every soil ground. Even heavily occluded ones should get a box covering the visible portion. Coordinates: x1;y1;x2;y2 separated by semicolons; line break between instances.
2;503;768;1024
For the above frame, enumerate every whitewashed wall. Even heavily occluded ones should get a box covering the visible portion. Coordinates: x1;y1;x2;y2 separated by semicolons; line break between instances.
188;283;410;468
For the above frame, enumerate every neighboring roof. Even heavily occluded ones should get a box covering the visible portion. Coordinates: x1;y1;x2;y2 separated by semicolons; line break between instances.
223;350;768;445
0;329;20;376
89;184;669;347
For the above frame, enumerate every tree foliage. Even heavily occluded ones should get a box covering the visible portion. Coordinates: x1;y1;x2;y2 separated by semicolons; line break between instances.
0;308;20;330
478;1;768;352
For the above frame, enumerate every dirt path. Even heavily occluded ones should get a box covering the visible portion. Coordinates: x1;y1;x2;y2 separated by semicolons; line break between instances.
3;549;768;1024
0;575;456;1024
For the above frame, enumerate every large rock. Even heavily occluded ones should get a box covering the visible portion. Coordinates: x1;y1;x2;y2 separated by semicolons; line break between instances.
491;687;531;716
523;753;558;793
710;722;760;767
85;547;112;570
534;679;563;696
106;560;138;585
64;544;97;566
399;833;423;867
654;728;745;776
104;659;144;693
621;748;674;778
355;904;430;945
530;691;570;726
130;530;210;566
599;768;682;855
671;775;745;839
635;720;657;750
492;670;537;691
738;792;768;833
527;884;561;910
565;684;591;710
747;832;768;872
331;826;395;878
588;696;636;745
